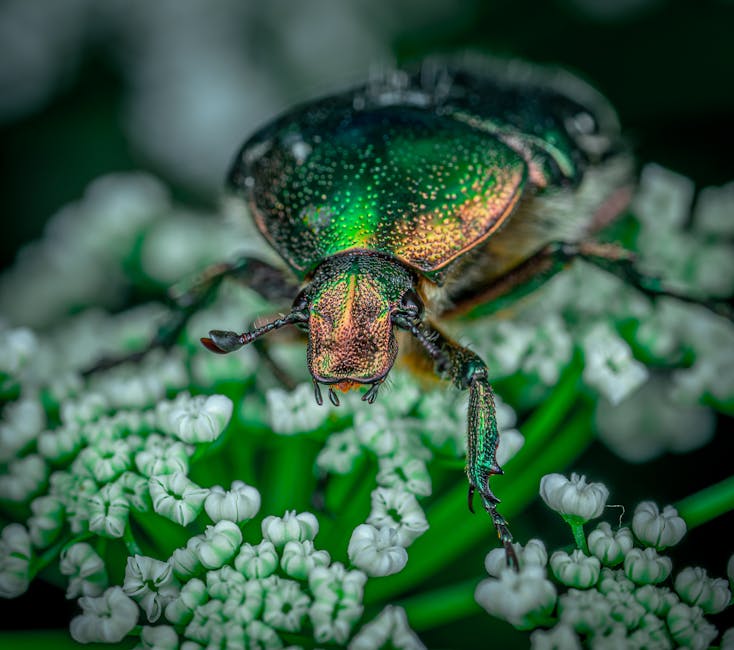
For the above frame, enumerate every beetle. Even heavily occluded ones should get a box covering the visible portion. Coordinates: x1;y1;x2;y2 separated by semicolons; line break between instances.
192;55;695;565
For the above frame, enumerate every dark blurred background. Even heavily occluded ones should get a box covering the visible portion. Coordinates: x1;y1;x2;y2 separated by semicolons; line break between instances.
1;0;733;644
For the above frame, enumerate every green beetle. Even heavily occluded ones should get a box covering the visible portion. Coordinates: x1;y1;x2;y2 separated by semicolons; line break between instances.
200;56;636;564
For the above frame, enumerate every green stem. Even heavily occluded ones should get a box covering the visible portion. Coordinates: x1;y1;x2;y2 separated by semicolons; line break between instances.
675;475;734;530
567;520;588;554
123;524;142;556
399;579;479;631
364;405;594;606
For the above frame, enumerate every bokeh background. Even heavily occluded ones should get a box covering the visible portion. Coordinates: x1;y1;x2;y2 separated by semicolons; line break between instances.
2;0;733;645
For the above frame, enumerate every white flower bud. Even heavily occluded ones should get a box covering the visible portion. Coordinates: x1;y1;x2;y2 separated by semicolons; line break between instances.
667;602;717;650
195;521;242;570
587;522;633;566
280;540;330;580
134;434;190;477
348;605;426;650
0;327;36;376
204;481;260;523
88;483;130;538
27;495;65;548
530;623;581;650
539;473;609;523
235;540;279;579
0;454;48;502
348;524;408;577
138;625;179;650
605;590;646;629
376;454;432;498
262;577;310;632
79;439;132;483
484;538;548;577
70;586;139;643
267;383;331;434
165;393;233;443
59;542;108;599
310;596;363;645
475;565;556;630
367;487;428;547
170;536;204;580
624;547;672;585
496;429;525;467
149;473;208;526
115;471;152;512
632;501;686;549
61;392;108;426
550;550;600;589
261;511;319;547
597;567;635;595
123;555;180;622
0;396;44;462
558;589;611;636
316;430;362;475
634;584;679;617
309;562;367;604
37;426;82;462
674;566;731;614
164;578;207;625
0;524;32;597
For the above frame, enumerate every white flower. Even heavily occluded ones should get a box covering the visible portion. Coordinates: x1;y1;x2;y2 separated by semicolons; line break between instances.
598;567;635;595
204;481;260;523
587;522;634;566
316;430;362;475
135;434;191;477
484;538;548;577
495;429;525;467
280;540;331;580
88;483;130;538
633;585;679;617
164;393;232;443
234;540;279;579
624;547;672;585
37;425;82;462
581;322;649;404
530;623;582;650
310;596;363;645
78;439;132;483
195;520;242;569
376;454;432;497
674;566;730;614
124;555;180;622
475;565;557;630
633;163;693;229
0;524;32;598
0;454;48;502
137;625;179;650
366;487;429;547
115;471;152;512
348;524;408;577
164;578;207;625
550;549;601;589
558;589;612;636
604;589;646;630
666;602;718;650
0;327;37;376
60;392;109;426
59;542;108;599
539;473;609;523
0;396;45;462
308;562;367;604
262;577;311;632
632;501;686;549
27;495;65;548
261;511;319;547
352;406;406;457
70;586;139;643
149;473;209;526
267;382;331;434
521;314;573;385
348;605;426;650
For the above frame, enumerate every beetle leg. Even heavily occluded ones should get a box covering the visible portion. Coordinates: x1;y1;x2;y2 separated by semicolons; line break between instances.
410;322;518;567
444;241;732;321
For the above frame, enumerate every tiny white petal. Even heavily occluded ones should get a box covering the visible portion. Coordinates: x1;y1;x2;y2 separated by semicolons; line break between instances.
632;501;686;549
624;547;672;585
674;566;730;614
348;605;426;650
261;510;319;547
550;549;600;589
484;538;548;577
587;522;634;566
149;473;208;526
367;487;428;547
204;480;260;523
348;524;408;577
539;473;609;523
70;586;139;643
667;602;717;650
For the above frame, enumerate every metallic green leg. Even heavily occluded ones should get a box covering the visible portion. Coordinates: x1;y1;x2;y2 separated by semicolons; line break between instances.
416;323;518;567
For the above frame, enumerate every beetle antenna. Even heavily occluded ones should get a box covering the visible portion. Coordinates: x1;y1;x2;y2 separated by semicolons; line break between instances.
201;311;306;354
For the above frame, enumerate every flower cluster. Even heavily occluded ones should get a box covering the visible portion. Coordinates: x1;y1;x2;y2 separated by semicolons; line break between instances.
477;472;733;649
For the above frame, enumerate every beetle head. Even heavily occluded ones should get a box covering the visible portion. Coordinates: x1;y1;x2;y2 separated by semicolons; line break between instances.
301;253;418;402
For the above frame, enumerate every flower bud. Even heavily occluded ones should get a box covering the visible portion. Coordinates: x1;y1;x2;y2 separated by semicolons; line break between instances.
484;538;547;577
196;520;242;570
70;586;139;643
235;540;279;579
280;540;330;580
348;605;425;650
164;577;207;625
164;393;233;443
624;547;672;585
539;473;608;523
674;566;730;614
550;550;600;589
261;511;318;547
262;577;310;633
366;488;428;547
348;524;408;577
634;584;679;617
60;542;108;599
27;495;65;548
88;483;130;538
138;625;179;650
0;524;32;598
587;522;633;566
667;603;717;650
149;473;208;526
204;481;260;523
632;501;686;549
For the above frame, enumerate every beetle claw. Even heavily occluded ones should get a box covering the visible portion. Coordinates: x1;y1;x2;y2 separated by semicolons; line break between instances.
328;387;340;406
361;383;380;404
313;381;324;406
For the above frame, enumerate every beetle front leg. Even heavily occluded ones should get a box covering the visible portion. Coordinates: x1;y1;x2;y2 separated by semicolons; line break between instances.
410;324;518;567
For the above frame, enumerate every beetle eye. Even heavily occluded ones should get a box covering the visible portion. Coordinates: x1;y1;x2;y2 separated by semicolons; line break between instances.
399;289;424;319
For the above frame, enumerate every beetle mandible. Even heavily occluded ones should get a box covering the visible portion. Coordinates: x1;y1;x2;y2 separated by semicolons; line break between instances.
199;56;639;565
